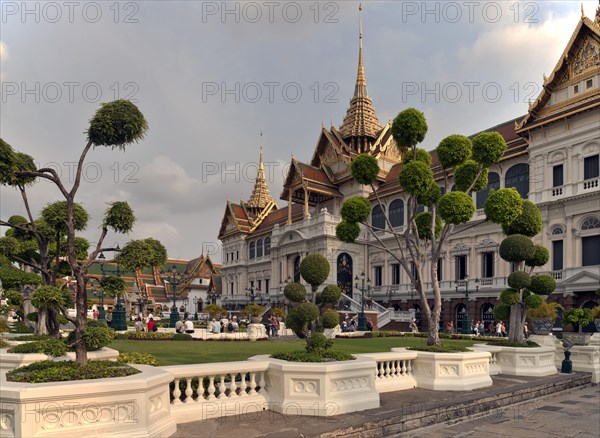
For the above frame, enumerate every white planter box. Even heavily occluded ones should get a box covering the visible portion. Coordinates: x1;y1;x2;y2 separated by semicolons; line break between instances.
0;365;176;438
495;346;557;376
250;355;380;416
392;348;492;391
0;348;120;371
469;344;502;375
569;345;600;384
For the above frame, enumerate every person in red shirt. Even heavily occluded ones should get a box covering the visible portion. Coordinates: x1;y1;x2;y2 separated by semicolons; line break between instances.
147;317;155;332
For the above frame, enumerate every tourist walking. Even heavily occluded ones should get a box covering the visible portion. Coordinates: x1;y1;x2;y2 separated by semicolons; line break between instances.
270;316;279;337
366;318;373;331
523;322;529;339
496;320;503;337
134;317;144;332
501;321;507;337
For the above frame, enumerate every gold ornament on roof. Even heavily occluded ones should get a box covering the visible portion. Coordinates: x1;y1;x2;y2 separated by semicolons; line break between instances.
339;3;382;152
247;132;276;211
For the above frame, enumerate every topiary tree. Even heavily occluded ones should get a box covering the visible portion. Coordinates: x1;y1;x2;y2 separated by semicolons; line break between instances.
486;190;555;342
336;107;507;346
0;100;149;366
283;255;341;351
300;254;330;304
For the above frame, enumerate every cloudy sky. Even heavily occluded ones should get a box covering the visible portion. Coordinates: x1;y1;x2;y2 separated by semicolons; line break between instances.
1;1;597;262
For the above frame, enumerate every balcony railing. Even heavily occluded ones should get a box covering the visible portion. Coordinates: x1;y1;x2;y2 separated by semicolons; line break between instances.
583;178;599;190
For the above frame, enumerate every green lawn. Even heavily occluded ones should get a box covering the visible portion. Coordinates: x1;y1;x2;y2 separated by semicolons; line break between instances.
109;337;476;366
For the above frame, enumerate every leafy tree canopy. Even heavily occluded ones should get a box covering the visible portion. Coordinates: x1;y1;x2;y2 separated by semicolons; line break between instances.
336;221;361;243
502;200;542;237
103;201;135;234
351;154;380;185
87;100;148;149
340;197;371;224
438;192;475;224
436;134;472;168
484;188;523;225
41;201;90;233
299;254;330;288
471;131;507;167
391;108;428;151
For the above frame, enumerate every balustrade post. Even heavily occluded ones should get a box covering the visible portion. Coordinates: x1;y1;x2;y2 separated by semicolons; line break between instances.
172;379;182;405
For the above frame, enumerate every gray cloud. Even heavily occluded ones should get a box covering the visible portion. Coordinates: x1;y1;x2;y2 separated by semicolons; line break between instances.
1;1;595;262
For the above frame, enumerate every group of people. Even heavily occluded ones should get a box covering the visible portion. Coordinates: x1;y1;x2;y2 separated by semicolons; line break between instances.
341;314;357;332
175;316;196;334
134;313;158;332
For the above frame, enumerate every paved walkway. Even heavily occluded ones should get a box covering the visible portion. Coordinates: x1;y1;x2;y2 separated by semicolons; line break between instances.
171;373;596;438
405;384;600;438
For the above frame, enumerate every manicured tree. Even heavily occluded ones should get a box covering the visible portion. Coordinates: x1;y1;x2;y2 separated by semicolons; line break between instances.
337;108;507;346
0;100;148;366
487;193;555;342
284;255;341;349
299;254;330;303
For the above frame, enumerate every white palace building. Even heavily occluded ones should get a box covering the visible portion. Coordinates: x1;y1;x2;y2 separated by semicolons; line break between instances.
217;8;600;332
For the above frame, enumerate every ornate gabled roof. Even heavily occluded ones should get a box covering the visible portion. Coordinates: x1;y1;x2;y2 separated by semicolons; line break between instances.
218;200;252;239
338;4;382;151
517;13;600;134
280;158;342;201
247;135;276;211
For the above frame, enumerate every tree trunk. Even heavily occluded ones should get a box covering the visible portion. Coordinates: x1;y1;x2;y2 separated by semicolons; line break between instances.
73;273;88;366
508;303;525;343
426;316;440;346
36;308;48;335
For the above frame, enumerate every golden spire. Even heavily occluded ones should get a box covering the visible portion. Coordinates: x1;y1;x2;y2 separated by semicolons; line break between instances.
595;1;600;24
339;3;382;152
247;132;275;211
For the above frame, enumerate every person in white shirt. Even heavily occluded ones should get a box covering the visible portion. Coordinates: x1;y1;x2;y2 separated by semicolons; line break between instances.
184;318;195;334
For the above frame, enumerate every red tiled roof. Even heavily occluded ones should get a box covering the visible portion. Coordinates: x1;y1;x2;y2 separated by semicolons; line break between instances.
251;204;304;236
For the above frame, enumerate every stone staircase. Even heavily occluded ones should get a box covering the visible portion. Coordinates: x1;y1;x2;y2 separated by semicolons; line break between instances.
340;293;414;328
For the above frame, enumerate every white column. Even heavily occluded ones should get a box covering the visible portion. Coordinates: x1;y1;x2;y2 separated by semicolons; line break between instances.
565;216;573;269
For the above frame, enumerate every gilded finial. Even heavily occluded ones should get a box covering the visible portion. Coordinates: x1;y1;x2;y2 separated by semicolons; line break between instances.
543;73;547;83
581;2;585;19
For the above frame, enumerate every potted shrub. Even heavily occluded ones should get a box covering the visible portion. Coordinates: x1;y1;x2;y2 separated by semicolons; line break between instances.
243;304;264;323
527;301;562;335
272;307;286;321
562;308;594;345
592;305;600;333
203;304;226;320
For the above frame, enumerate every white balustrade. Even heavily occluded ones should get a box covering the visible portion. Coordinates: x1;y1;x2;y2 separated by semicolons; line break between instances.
163;361;270;424
354;351;418;392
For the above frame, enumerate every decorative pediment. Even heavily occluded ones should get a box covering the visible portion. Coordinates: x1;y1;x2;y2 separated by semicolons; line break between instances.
573;35;600;76
561;270;600;288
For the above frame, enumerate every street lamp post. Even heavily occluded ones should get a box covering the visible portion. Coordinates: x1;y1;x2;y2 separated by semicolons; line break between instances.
160;265;189;328
354;272;371;332
455;276;480;334
98;252;127;331
192;297;199;320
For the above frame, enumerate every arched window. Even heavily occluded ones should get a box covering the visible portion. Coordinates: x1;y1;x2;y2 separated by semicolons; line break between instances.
505;163;529;199
581;217;600;230
372;205;385;230
389;199;404;227
249;241;255;259
551;226;564;235
476;172;500;209
264;237;271;256
256;239;263;257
